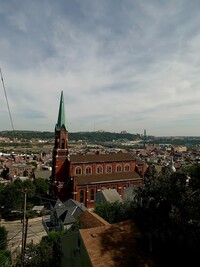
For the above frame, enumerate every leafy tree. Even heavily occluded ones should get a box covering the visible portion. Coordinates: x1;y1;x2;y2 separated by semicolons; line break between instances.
33;178;48;195
94;200;132;224
0;182;23;210
0;226;10;267
0;226;8;250
132;170;200;266
0;179;36;219
1;167;9;179
23;230;63;267
0;250;11;267
186;163;200;190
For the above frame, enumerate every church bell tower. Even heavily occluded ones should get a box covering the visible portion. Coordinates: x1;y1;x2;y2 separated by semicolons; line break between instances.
50;91;70;200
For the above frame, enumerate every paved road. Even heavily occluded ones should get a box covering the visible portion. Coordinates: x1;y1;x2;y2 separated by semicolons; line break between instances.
0;216;47;253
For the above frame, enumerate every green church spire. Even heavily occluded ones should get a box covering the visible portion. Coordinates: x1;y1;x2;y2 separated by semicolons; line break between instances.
56;91;67;130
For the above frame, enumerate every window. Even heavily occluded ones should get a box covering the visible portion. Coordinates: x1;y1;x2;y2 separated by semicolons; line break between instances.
116;164;122;172
85;166;92;174
80;190;84;203
124;164;130;172
75;167;82;175
55;138;59;148
106;165;112;173
96;165;103;174
91;189;95;201
61;138;65;149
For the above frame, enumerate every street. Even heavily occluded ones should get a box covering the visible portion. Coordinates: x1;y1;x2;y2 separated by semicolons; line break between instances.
0;216;47;254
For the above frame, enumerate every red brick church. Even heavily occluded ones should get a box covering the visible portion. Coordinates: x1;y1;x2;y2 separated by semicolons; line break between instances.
50;91;147;208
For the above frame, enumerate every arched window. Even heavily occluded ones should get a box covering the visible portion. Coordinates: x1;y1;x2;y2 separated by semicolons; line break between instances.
106;165;112;173
96;165;103;174
85;166;92;174
80;190;84;203
75;167;82;175
90;189;95;201
61;138;65;149
124;164;130;172
55;138;59;148
116;164;122;172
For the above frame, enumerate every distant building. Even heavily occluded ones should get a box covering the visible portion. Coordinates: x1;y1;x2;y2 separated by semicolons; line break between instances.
8;163;33;180
50;91;147;208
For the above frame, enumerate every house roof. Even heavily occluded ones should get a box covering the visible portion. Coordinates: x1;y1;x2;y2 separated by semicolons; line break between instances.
79;210;110;228
123;185;137;201
80;220;151;267
76;171;142;185
70;152;136;164
54;198;87;224
96;188;123;203
34;170;51;180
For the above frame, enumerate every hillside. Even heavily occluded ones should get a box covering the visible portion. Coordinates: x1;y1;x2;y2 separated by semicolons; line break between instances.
0;130;141;143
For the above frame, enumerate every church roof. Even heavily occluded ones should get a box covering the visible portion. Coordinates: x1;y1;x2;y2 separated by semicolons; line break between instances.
76;171;142;185
70;152;136;163
56;91;67;130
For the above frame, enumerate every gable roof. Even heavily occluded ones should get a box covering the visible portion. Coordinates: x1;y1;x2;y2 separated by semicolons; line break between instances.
53;198;87;224
96;188;123;203
76;171;142;185
79;210;110;228
70;152;136;164
80;220;149;267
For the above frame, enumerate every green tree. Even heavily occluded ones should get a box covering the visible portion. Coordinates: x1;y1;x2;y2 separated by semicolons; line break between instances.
1;167;9;179
94;200;132;224
0;182;23;210
186;163;200;190
132;170;200;266
23;230;62;267
33;178;48;195
0;226;11;267
0;226;8;250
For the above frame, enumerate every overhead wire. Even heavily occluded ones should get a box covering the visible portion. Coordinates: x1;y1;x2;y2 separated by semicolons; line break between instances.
0;229;22;248
0;67;15;131
27;227;44;241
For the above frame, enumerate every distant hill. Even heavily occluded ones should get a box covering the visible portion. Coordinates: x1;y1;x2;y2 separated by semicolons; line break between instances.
0;130;141;143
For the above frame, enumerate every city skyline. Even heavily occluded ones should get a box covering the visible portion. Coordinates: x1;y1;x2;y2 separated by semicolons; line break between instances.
1;1;200;136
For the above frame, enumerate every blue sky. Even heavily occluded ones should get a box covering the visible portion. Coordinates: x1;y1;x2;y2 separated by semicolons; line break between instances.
1;0;200;136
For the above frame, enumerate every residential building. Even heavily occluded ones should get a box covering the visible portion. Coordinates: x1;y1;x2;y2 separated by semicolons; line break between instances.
61;210;155;267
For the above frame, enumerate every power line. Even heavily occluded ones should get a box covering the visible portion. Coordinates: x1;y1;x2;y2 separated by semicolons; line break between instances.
28;228;44;240
0;67;15;131
0;229;22;248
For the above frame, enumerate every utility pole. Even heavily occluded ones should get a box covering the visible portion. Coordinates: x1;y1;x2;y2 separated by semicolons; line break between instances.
18;188;33;266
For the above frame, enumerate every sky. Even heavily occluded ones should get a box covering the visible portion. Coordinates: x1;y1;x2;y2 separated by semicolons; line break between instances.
1;0;200;136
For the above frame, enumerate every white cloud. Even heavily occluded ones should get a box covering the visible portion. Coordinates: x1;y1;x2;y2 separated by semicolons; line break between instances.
1;0;200;136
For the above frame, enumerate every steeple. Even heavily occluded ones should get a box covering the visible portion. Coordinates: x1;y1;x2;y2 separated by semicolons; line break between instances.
56;91;67;130
168;156;176;173
51;90;70;200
